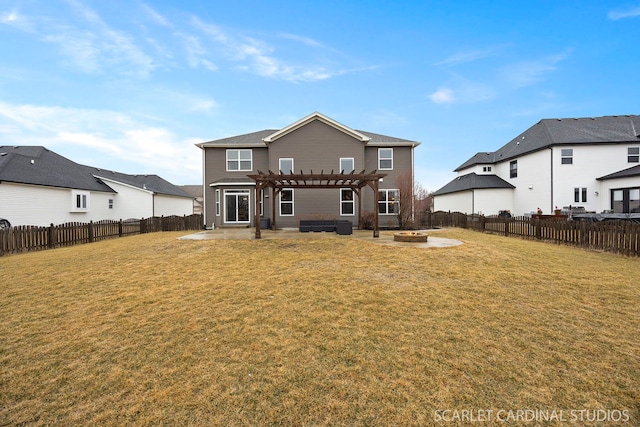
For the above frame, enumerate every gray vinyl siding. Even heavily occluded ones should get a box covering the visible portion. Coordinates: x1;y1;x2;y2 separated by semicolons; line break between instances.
201;120;415;229
203;147;268;227
268;120;365;173
266;121;365;228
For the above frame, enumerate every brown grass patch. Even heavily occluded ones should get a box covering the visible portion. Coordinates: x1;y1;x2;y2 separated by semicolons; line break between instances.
1;229;638;426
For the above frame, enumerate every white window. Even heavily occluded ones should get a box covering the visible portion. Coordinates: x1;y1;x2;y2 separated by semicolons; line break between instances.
226;149;252;171
215;189;221;216
279;158;294;174
482;166;492;172
71;190;90;211
378;189;399;215
108;199;114;209
510;160;518;178
340;158;354;173
340;189;355;216
561;148;573;164
628;147;639;163
378;148;393;170
574;187;587;203
280;189;294;216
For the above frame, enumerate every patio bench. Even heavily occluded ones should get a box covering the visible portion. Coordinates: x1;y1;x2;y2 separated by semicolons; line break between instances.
298;219;352;235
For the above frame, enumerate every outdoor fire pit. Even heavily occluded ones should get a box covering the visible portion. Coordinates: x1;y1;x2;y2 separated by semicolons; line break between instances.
393;231;429;243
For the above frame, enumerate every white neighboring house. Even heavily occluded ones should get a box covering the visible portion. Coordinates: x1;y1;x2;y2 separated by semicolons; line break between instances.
433;115;640;216
0;146;194;227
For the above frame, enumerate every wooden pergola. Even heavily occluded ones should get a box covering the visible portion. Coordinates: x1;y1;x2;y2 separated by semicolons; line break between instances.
247;170;387;239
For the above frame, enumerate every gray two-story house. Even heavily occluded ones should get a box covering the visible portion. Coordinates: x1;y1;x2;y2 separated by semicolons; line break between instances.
196;112;420;230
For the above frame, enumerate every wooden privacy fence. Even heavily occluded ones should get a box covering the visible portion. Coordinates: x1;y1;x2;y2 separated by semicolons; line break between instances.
0;214;203;256
416;211;640;257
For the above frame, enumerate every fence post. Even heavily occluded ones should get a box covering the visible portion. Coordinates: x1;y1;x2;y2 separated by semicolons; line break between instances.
504;217;509;237
88;221;94;243
48;223;55;249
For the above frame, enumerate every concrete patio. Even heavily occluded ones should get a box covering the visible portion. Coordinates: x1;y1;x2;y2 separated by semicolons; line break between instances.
178;227;463;248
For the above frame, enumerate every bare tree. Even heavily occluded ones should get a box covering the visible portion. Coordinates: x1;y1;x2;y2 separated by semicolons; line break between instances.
396;171;432;229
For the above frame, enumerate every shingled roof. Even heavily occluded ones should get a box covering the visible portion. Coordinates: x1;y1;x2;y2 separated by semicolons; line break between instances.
196;113;420;148
0;146;192;198
432;173;515;196
455;115;640;171
597;164;640;180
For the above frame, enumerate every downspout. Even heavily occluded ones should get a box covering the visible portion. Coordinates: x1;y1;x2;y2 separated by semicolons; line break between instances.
411;144;415;222
549;147;553;213
470;189;475;215
201;147;207;228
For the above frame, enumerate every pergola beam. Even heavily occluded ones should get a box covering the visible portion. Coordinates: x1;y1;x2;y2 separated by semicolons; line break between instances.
249;170;387;239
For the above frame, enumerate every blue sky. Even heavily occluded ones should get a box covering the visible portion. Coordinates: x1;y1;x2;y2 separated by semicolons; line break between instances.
1;1;639;189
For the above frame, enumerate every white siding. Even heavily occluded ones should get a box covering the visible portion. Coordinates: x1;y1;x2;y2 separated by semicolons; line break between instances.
0;182;115;226
433;191;472;213
506;149;552;215
154;194;193;217
474;189;513;216
551;145;637;213
98;180;154;219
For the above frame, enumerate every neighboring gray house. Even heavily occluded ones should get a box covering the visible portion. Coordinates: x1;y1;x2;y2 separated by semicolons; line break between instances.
433;115;640;216
0;146;194;227
196;112;420;229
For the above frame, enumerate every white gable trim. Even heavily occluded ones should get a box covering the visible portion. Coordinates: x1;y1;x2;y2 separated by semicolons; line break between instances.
94;175;155;195
262;112;371;144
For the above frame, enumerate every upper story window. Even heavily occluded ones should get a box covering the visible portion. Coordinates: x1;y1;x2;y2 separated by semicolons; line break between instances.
482;166;492;172
279;158;294;174
561;148;573;164
226;149;252;171
340;158;354;173
629;147;639;163
509;160;518;178
378;148;393;170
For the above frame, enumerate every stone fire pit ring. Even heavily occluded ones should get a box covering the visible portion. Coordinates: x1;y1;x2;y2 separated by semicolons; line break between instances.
393;231;429;243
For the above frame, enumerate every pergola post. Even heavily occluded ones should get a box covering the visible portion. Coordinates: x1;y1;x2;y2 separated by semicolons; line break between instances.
254;184;262;239
373;178;380;238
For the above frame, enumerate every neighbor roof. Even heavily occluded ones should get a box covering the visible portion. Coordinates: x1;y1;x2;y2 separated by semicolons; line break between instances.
597;164;640;180
432;172;515;196
196;112;420;148
0;146;191;198
455;115;640;171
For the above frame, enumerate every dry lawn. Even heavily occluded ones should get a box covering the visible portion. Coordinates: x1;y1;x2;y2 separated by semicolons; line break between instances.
0;229;638;426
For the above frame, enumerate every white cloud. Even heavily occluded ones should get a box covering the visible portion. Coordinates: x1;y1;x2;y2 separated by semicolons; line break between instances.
429;88;456;104
0;102;201;183
190;17;359;82
499;51;570;88
5;1;156;77
140;3;172;27
608;4;640;20
0;9;35;32
433;44;509;67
